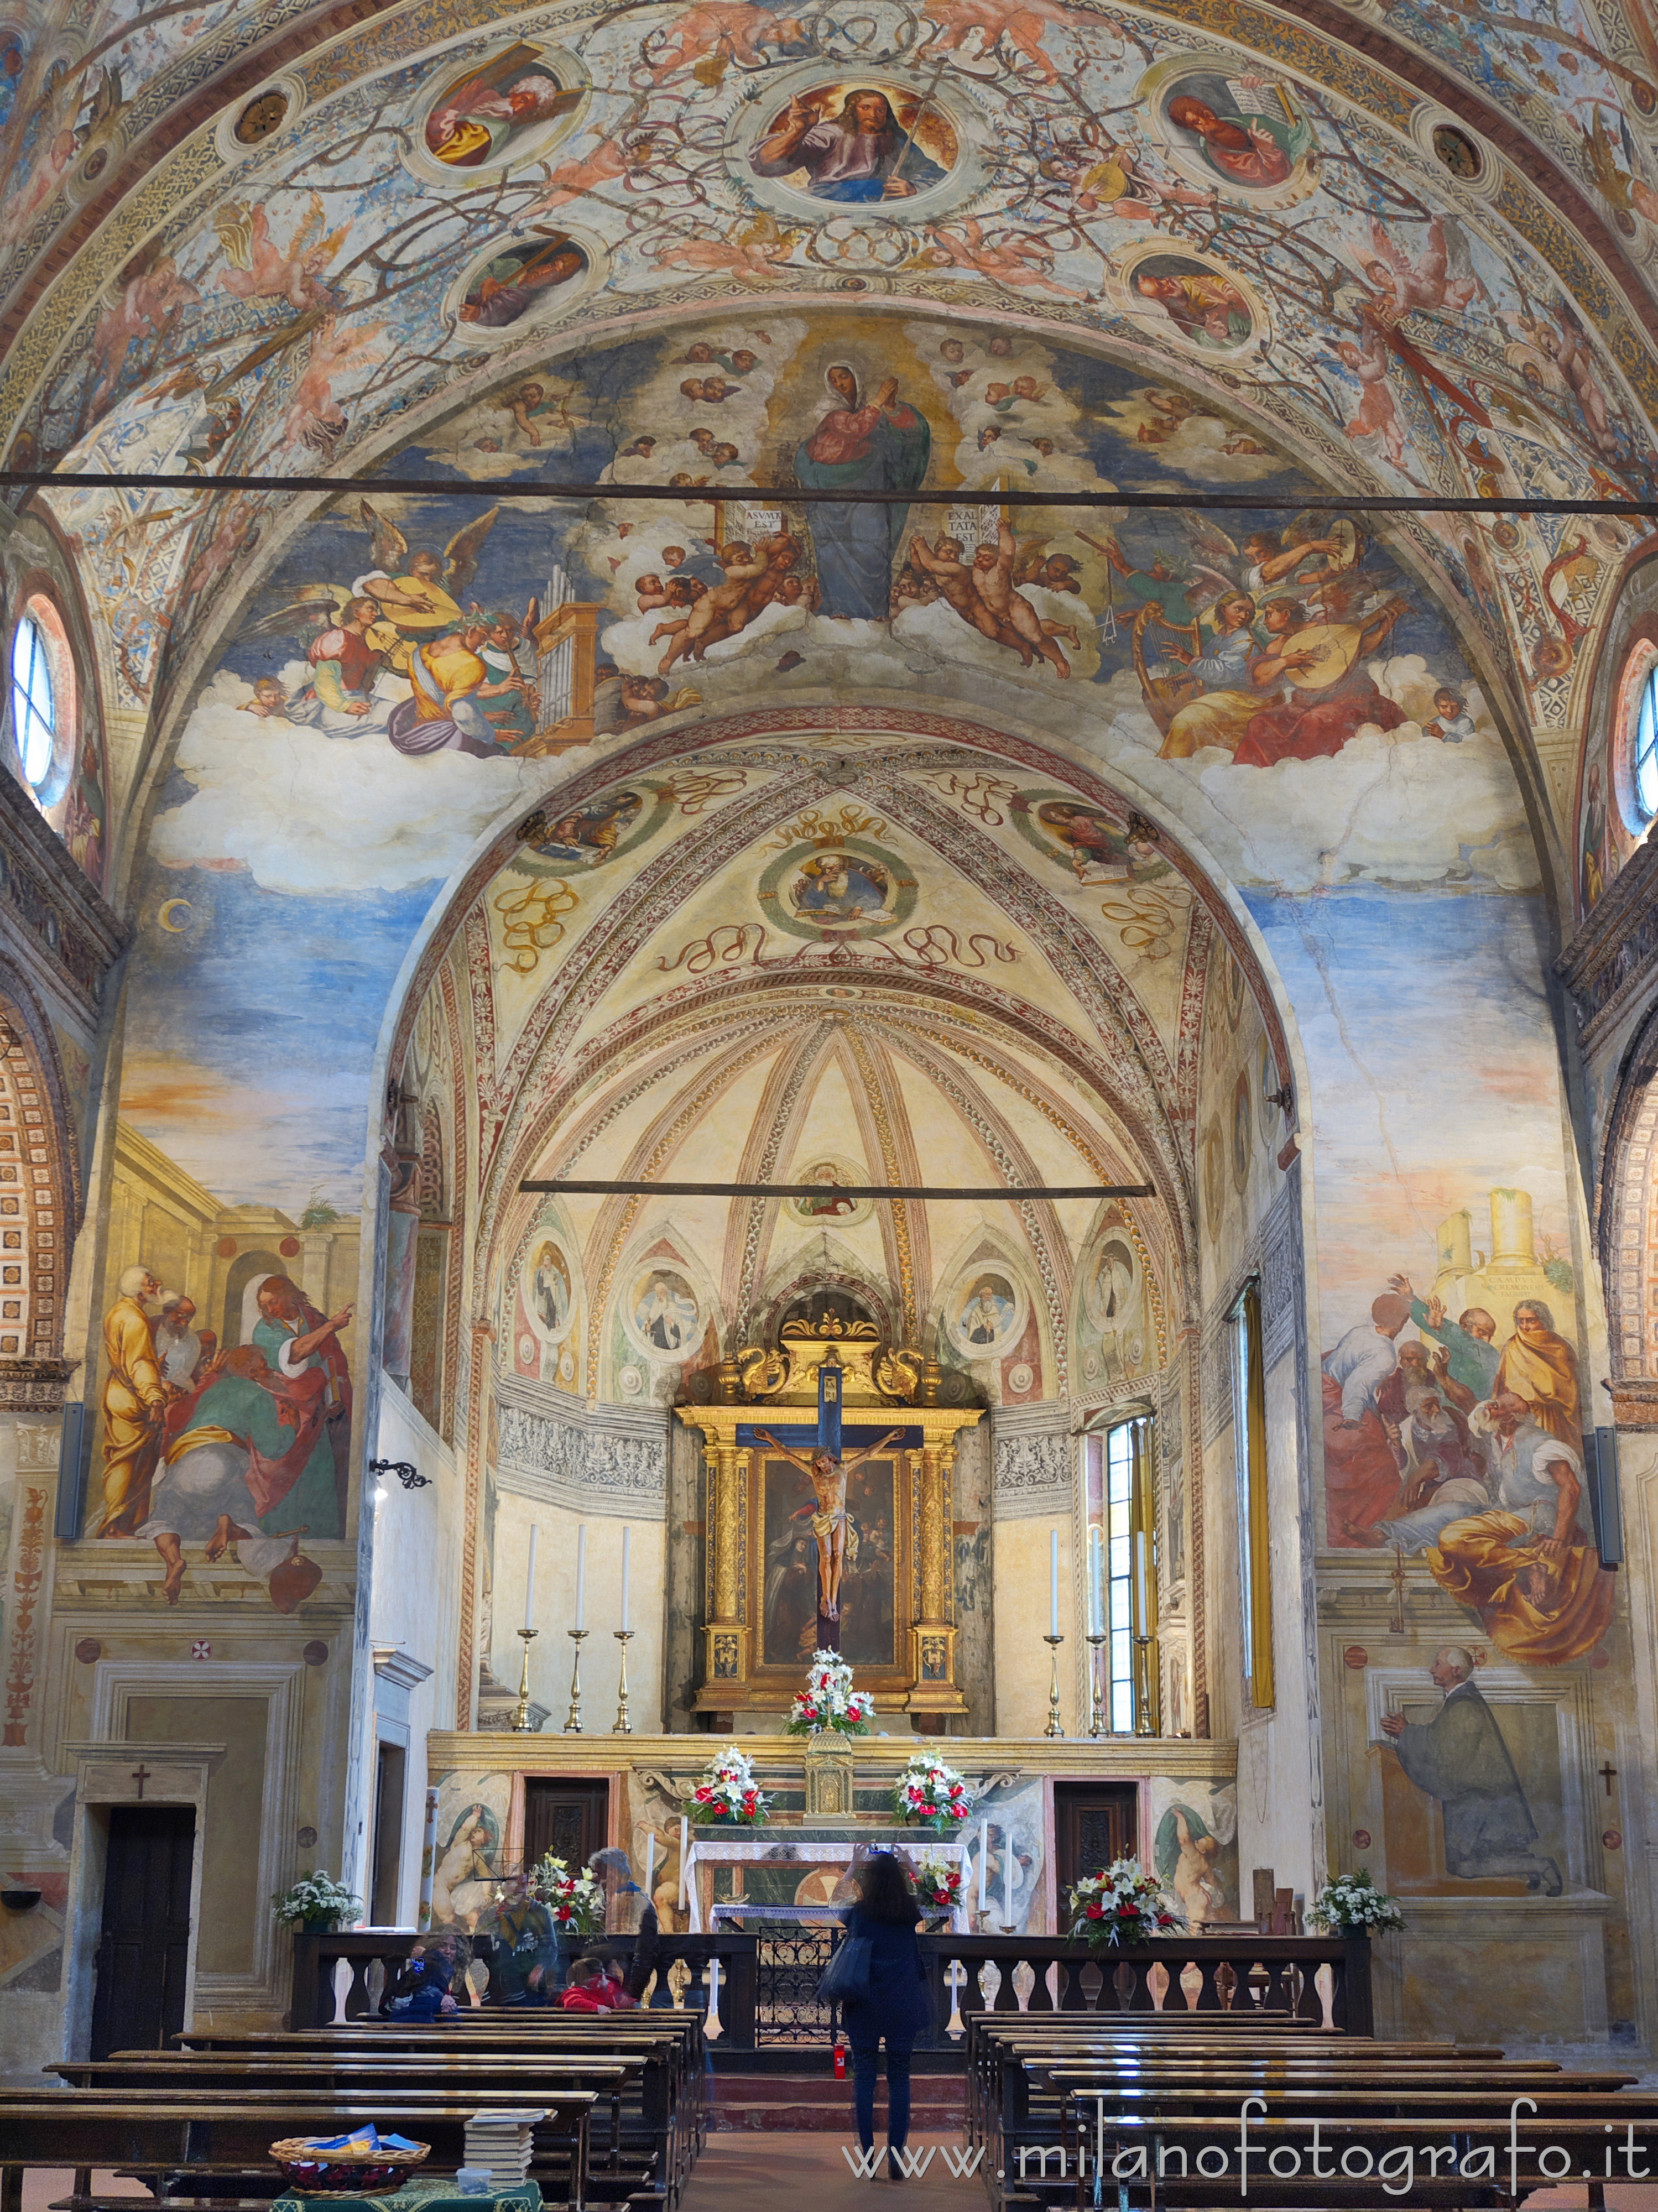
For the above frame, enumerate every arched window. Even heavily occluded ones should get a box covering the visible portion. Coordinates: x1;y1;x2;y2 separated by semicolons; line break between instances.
8;595;75;803
1634;661;1658;825
10;614;56;790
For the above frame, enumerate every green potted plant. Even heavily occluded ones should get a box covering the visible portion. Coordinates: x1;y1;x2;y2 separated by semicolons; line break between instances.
273;1871;362;1935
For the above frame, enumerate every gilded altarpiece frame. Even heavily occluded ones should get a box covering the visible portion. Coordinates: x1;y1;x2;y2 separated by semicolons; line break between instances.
675;1322;981;1721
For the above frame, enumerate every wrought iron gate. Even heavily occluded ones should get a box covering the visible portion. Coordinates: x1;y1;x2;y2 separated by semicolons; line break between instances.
757;1925;836;2044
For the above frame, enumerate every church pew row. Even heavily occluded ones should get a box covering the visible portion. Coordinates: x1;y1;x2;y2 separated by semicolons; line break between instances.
55;2054;670;2209
956;2019;1658;2212
0;2095;596;2212
171;2017;705;2185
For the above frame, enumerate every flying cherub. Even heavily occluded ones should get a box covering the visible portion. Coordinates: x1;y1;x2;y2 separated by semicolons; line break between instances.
215;195;350;314
1363;216;1481;318
279;314;387;452
521;126;660;216
650;212;803;285
911;218;1084;298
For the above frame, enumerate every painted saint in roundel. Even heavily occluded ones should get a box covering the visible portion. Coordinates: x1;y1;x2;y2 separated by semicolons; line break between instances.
788;848;894;926
1158;72;1308;190
527;1239;573;1342
951;1273;1019;1354
524;786;645;868
631;1269;701;1357
1131;254;1253;351
749;85;956;204
791;1158;873;1226
458;233;587;331
424;49;583;171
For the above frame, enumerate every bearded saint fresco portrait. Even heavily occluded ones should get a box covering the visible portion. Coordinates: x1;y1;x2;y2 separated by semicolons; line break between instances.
749;85;954;203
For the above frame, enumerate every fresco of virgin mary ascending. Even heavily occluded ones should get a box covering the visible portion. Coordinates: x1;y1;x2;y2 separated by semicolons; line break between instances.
794;364;930;619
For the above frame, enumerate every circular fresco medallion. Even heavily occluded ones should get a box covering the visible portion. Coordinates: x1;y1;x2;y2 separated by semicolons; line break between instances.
1140;55;1318;209
759;837;917;941
1231;1070;1252;1189
1112;242;1268;356
514;782;672;876
789;1155;874;1228
523;1236;576;1345
946;1270;1024;1359
623;1266;703;1363
729;65;985;225
446;227;601;348
1083;1230;1141;1335
406;42;588;186
1012;790;1170;884
1201;1119;1226;1238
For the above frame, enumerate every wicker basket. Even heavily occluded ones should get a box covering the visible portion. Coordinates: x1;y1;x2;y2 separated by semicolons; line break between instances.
270;2136;430;2197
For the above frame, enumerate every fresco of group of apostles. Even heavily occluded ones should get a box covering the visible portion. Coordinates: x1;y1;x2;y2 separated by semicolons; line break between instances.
94;1259;353;1612
1320;1246;1610;1666
215;310;1493;774
19;0;1657;718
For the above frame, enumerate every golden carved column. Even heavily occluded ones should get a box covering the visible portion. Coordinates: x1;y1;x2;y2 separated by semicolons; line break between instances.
701;1434;752;1698
908;1431;965;1716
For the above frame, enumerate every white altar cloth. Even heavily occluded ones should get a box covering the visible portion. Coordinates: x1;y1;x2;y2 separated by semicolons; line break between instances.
682;1834;969;1932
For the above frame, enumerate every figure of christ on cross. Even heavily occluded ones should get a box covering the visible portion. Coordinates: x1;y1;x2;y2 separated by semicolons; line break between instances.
752;1427;905;1623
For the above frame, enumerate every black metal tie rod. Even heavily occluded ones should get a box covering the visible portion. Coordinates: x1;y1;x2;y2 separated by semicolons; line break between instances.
519;1178;1155;1198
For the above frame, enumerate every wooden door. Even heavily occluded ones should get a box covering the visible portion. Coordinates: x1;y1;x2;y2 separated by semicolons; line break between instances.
90;1805;195;2058
522;1777;608;1874
1053;1783;1137;1901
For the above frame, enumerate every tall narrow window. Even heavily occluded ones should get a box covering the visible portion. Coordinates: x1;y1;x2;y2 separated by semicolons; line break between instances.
1085;1413;1158;1734
10;615;56;791
1230;1281;1274;1708
1635;662;1658;825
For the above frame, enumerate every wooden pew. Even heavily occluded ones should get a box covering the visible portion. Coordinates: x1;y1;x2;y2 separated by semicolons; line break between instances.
0;2095;595;2212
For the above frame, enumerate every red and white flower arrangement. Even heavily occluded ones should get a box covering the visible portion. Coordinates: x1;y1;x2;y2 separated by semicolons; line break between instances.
913;1854;964;1918
784;1650;875;1737
685;1743;769;1825
1067;1858;1181;1947
527;1853;606;1936
894;1753;973;1829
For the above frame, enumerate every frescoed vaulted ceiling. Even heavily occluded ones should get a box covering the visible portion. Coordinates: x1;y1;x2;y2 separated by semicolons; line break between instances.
4;0;1658;898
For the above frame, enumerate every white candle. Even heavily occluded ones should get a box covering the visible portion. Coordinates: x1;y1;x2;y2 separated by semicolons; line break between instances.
678;1816;689;1910
575;1524;586;1630
621;1526;630;1633
524;1525;539;1632
1088;1526;1102;1637
644;1833;655;1906
1050;1527;1060;1637
1003;1831;1013;1931
977;1818;988;1916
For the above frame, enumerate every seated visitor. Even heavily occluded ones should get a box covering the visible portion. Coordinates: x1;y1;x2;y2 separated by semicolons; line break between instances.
560;1956;623;2011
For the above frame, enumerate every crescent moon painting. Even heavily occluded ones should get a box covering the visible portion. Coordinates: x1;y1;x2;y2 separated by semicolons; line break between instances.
157;899;193;933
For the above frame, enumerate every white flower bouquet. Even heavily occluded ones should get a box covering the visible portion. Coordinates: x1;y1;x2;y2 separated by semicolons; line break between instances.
1307;1868;1405;1934
685;1743;769;1824
1067;1858;1181;1947
894;1752;973;1829
272;1871;362;1932
914;1854;964;1918
527;1851;607;1935
784;1649;875;1736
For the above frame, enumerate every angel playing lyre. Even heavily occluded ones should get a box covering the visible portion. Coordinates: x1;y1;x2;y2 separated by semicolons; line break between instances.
353;499;502;671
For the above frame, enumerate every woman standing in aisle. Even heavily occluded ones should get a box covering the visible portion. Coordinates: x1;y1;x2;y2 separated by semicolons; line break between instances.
837;1852;933;2179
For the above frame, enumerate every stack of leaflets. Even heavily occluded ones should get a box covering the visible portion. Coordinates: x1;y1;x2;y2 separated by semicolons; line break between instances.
463;2110;543;2189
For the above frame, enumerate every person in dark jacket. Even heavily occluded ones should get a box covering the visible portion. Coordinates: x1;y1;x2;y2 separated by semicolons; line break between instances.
838;1851;932;2178
592;1846;664;2002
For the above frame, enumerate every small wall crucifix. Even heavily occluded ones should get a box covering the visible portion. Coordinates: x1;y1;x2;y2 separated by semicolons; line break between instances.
1599;1761;1618;1798
130;1764;152;1801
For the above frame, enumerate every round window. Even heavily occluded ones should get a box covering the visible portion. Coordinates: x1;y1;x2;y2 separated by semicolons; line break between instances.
9;614;56;791
1634;661;1658;824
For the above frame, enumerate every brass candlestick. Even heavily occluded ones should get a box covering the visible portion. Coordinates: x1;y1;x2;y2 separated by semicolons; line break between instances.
613;1629;635;1735
564;1628;589;1734
1133;1634;1156;1737
1043;1632;1065;1738
512;1627;538;1733
1086;1630;1107;1736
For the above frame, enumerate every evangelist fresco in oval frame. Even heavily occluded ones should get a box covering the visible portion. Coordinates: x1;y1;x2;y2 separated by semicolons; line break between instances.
945;1269;1025;1359
1139;55;1318;210
622;1264;704;1364
523;1235;576;1348
758;836;917;941
405;40;590;186
1109;242;1268;357
513;780;674;877
445;227;602;349
1010;788;1174;886
730;64;986;226
789;1155;875;1228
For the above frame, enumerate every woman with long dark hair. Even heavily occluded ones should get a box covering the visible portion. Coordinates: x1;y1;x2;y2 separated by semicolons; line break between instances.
838;1851;932;2178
